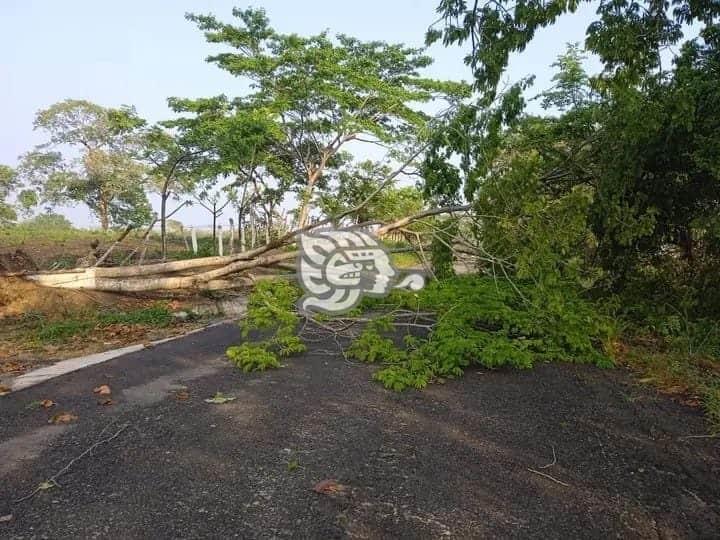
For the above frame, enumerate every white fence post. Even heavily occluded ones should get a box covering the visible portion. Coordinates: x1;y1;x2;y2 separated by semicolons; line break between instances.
191;227;198;255
229;218;235;254
217;225;224;257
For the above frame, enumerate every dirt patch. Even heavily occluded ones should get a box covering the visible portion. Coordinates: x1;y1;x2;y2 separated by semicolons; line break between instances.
0;277;142;319
0;277;235;377
0;249;38;273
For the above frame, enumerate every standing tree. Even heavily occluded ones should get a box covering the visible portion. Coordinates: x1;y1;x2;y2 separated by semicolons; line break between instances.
185;7;469;227
540;43;592;111
193;179;232;253
319;160;424;225
141;125;208;259
18;99;151;230
0;164;18;224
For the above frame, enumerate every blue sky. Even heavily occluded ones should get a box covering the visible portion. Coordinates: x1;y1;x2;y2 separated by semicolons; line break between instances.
1;0;601;227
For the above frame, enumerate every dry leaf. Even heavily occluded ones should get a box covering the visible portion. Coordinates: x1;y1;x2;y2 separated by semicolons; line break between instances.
40;399;56;409
0;385;10;396
93;384;111;395
49;412;77;424
312;479;347;495
175;390;190;401
204;392;236;404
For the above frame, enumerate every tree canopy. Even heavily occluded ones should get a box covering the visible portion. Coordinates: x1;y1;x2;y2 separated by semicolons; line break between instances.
182;7;470;227
18;99;152;230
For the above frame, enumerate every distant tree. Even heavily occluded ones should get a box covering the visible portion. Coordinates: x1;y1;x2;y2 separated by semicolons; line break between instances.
185;7;469;228
193;179;232;253
168;97;291;247
140;125;207;259
540;43;592;111
18;99;151;230
25;212;73;229
319;161;424;225
16;189;39;218
0;164;18;224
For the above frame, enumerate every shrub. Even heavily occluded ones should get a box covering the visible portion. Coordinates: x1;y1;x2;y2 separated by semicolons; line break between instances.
350;276;614;390
225;279;306;371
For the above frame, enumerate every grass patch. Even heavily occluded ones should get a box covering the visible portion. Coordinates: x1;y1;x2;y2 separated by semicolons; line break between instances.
34;305;175;344
0;222;115;247
620;341;720;433
390;251;421;268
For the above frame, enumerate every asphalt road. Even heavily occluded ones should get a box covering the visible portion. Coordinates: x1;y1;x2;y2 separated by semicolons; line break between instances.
1;322;719;538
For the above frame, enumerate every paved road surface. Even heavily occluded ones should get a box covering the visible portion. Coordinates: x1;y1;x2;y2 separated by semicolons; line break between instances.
1;323;719;538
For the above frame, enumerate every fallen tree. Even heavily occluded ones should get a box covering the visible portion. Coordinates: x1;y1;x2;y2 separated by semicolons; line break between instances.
20;203;471;292
16;148;474;293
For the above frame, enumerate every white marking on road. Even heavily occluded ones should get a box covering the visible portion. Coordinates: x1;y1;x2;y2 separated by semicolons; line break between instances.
4;320;234;393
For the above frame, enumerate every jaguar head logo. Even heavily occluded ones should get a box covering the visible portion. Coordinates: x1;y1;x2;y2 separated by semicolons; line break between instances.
297;228;425;314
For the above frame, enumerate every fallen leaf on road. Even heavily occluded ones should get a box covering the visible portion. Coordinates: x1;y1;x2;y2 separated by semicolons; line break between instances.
0;385;10;396
40;399;56;408
49;412;77;424
175;390;190;401
312;479;347;495
204;392;236;404
93;384;112;395
0;514;12;523
37;480;55;491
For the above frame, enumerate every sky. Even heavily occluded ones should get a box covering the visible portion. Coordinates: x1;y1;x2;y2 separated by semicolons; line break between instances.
1;0;602;228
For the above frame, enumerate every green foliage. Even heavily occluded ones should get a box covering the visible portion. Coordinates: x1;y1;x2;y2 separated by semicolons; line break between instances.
430;218;457;280
0;164;18;224
347;317;404;363
226;343;281;372
540;43;592;111
18;99;151;229
428;0;718;96
226;279;307;372
349;276;614;391
183;7;469;226
319;161;424;224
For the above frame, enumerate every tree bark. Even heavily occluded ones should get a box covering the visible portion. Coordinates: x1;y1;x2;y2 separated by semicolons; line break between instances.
160;192;168;260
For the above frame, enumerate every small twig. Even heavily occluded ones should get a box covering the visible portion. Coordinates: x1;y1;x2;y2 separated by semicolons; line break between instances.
538;446;557;469
682;487;706;505
678;434;720;441
14;423;130;504
527;468;570;487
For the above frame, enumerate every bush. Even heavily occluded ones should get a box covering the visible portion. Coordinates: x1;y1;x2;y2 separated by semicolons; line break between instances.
225;279;306;371
351;275;614;390
227;343;281;372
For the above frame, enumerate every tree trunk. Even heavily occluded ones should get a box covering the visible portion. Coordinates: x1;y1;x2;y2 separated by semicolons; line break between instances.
296;174;318;229
160;193;168;261
212;204;217;255
250;211;257;248
99;197;110;231
238;208;246;252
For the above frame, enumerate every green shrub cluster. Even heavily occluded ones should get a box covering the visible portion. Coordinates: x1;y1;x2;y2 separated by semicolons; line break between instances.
226;279;306;372
230;276;613;390
348;276;614;390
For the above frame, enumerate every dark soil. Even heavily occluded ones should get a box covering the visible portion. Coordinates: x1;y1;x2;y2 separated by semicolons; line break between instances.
1;323;718;538
0;250;38;273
